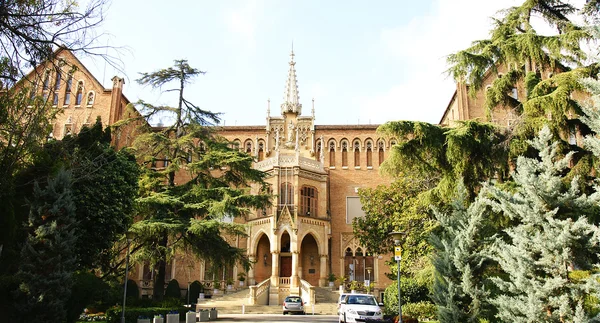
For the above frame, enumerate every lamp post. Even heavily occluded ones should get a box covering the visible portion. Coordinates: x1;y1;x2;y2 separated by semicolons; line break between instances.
389;231;405;323
121;232;134;323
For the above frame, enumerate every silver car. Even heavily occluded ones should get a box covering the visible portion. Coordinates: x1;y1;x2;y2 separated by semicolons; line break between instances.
282;295;305;315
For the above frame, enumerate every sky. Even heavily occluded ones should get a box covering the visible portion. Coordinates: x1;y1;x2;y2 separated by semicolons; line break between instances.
82;0;529;126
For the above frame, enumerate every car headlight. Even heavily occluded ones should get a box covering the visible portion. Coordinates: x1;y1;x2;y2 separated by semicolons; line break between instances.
348;309;357;314
375;310;382;315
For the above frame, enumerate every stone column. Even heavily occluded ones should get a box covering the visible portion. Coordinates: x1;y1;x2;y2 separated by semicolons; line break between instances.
248;255;256;285
319;254;327;287
291;251;299;288
271;251;280;286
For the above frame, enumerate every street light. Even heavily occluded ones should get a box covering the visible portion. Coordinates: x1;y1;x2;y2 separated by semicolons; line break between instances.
389;231;405;323
121;231;135;323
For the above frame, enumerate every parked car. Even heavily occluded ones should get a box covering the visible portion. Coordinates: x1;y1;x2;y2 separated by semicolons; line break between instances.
339;293;383;323
282;295;305;315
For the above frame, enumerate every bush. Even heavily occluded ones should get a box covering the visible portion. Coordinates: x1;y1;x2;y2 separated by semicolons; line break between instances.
126;279;139;299
383;278;431;316
165;279;181;299
105;306;188;323
65;271;112;323
402;301;437;321
188;281;204;303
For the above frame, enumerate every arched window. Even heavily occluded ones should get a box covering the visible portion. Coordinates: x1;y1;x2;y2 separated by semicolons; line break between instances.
278;182;294;209
63;73;73;105
86;91;95;106
258;141;264;161
245;141;252;154
366;141;373;167
52;69;61;106
75;81;84;105
353;140;360;168
316;140;322;161
378;140;385;165
329;141;336;167
42;70;50;90
300;186;318;216
341;140;348;167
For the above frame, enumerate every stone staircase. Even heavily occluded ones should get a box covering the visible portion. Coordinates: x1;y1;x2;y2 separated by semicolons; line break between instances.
195;286;340;315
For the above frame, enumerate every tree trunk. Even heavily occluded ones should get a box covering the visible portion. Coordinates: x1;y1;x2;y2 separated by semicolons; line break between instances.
153;233;168;301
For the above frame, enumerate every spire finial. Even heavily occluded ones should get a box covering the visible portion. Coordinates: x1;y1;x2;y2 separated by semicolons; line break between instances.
281;45;302;115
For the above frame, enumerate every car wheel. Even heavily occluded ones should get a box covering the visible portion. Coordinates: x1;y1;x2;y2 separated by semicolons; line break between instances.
282;311;286;315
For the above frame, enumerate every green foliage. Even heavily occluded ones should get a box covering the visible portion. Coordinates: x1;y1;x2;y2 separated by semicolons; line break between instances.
15;169;78;323
126;279;139;300
484;126;600;322
129;61;271;300
188;281;204;303
65;271;113;323
402;301;437;321
165;279;182;299
430;183;492;323
383;278;432;316
105;306;188;323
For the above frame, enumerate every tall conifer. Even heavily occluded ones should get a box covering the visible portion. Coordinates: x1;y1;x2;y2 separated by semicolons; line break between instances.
484;126;600;322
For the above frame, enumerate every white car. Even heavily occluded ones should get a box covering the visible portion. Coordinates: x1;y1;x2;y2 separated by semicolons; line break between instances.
339;293;383;323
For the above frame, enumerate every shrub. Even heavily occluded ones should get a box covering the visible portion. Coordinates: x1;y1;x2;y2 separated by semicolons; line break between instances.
188;281;204;303
126;279;139;299
165;279;181;299
402;301;437;320
383;278;431;316
105;306;188;323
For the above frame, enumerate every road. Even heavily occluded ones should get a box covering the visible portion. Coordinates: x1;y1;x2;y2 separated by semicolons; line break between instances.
213;314;339;322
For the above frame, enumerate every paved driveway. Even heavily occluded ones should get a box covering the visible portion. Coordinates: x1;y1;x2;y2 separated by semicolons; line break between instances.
213;313;338;322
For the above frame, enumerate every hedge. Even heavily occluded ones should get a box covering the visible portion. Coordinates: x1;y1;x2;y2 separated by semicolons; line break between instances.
105;306;190;323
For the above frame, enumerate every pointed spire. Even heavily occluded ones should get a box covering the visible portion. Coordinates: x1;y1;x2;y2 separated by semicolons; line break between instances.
281;46;302;115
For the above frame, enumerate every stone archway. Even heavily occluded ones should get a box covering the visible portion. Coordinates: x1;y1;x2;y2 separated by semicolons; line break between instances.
254;233;271;284
300;233;320;286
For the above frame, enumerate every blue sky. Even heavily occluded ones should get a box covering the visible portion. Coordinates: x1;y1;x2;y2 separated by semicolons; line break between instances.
83;0;527;126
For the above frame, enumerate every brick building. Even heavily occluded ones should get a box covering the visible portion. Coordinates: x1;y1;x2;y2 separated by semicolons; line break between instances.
25;49;397;303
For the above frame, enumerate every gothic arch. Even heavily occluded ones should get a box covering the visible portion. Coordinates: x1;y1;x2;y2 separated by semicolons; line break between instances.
250;229;272;254
298;229;325;255
327;138;337;152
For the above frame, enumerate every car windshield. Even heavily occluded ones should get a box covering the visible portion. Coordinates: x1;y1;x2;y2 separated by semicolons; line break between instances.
286;297;301;303
346;295;377;305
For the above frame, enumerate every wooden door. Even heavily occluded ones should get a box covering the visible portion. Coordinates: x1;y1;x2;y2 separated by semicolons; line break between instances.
280;257;292;277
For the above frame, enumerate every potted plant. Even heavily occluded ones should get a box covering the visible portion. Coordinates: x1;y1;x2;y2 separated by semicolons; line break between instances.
226;278;234;290
166;311;179;323
209;307;218;320
212;278;220;295
153;314;164;323
185;310;196;323
337;276;347;293
349;280;360;293
198;309;209;322
237;272;246;287
327;273;336;288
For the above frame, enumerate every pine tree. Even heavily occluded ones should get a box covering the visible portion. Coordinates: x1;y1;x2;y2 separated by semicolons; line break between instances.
430;182;491;323
483;126;600;322
15;169;78;322
129;60;271;300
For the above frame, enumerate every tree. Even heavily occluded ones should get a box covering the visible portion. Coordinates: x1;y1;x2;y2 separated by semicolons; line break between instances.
0;0;118;85
484;126;600;322
128;60;271;300
14;169;78;323
430;182;492;323
355;176;436;277
447;0;600;160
